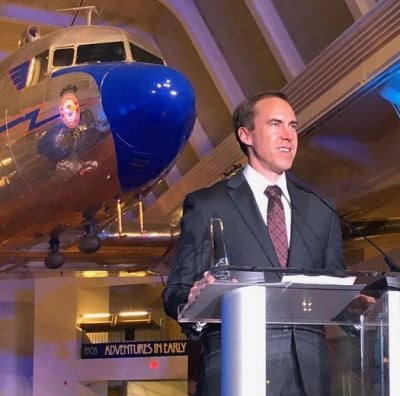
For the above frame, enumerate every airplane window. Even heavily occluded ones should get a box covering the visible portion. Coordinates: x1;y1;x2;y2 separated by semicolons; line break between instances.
53;48;74;67
130;43;164;65
27;50;49;87
76;42;126;64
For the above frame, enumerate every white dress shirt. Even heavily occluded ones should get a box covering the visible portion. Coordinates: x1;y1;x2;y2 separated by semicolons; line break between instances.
243;164;292;244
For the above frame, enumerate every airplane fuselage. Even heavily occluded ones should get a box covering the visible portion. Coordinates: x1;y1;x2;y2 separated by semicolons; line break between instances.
0;25;196;250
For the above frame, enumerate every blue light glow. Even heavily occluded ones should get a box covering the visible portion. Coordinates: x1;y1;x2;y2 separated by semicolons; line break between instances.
312;135;375;167
380;71;400;106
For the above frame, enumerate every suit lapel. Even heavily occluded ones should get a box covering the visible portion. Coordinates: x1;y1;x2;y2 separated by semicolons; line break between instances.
287;180;309;268
227;171;281;268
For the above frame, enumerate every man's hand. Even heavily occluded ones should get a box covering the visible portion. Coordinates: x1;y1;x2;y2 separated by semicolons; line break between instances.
187;271;238;305
188;271;216;305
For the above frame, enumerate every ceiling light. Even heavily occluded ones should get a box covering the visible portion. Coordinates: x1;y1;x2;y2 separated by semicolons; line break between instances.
81;313;111;319
80;270;109;278
119;310;149;317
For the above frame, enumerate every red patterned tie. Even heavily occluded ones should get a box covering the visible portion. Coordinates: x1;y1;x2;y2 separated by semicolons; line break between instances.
265;185;288;267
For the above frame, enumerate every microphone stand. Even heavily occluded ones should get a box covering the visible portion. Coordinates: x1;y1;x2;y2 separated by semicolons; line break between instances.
294;182;400;273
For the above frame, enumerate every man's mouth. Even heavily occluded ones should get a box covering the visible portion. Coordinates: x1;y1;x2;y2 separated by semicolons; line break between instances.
278;147;291;153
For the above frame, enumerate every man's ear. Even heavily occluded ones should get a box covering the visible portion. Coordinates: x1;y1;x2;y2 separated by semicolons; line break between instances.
238;126;252;146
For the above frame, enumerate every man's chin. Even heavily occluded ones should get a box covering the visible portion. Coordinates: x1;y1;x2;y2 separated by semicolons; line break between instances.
275;162;294;173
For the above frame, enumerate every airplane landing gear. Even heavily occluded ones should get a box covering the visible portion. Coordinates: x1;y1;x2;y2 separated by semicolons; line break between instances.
44;236;65;269
79;216;101;254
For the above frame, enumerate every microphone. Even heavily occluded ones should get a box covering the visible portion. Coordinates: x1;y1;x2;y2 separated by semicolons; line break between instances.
209;214;231;280
294;182;400;272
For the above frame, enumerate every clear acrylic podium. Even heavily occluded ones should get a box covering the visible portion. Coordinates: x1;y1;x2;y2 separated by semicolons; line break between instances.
360;289;400;396
178;270;400;396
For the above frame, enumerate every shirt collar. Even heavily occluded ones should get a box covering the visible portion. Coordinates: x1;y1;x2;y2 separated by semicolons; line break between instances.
243;164;290;202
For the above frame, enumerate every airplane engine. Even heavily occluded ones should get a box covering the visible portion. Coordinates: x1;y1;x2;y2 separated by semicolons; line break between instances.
19;25;41;47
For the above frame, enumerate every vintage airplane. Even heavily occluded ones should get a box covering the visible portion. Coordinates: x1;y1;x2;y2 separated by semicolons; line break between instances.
0;19;196;269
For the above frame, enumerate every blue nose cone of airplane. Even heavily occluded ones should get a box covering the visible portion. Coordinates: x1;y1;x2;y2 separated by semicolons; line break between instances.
101;63;196;191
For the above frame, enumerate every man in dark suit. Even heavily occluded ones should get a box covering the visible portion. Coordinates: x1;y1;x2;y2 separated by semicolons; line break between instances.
163;91;345;395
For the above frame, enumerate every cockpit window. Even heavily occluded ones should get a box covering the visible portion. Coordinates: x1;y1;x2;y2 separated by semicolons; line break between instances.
27;50;49;87
76;42;126;64
53;48;74;66
130;43;164;65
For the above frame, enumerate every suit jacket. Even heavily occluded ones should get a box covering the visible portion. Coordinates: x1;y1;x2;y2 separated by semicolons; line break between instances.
163;169;345;395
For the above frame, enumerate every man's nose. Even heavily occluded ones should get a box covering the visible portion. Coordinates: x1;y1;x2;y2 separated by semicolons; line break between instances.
280;125;295;139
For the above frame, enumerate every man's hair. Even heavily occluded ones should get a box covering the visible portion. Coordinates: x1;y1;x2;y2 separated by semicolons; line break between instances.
232;91;290;154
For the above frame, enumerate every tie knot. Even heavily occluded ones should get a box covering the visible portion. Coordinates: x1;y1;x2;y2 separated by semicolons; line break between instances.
265;185;282;199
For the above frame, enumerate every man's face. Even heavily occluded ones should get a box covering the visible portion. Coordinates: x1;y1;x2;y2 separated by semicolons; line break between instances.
238;96;298;180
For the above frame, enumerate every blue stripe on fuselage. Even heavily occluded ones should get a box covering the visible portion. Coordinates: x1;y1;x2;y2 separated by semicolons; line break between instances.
0;109;59;134
9;60;30;91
